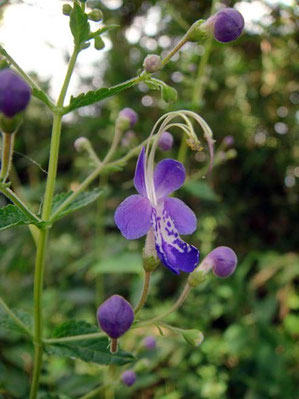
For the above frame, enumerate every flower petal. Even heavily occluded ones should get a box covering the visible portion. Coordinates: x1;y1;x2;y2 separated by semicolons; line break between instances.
164;197;197;235
154;159;186;199
151;205;199;274
134;147;147;196
114;194;152;239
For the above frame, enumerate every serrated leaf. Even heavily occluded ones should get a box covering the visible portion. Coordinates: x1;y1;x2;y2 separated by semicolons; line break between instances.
0;308;32;334
70;3;90;46
0;204;36;231
64;79;138;113
46;320;134;366
32;88;53;108
51;188;102;220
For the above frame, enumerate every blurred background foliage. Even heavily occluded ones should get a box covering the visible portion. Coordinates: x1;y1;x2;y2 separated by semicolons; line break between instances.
0;0;298;398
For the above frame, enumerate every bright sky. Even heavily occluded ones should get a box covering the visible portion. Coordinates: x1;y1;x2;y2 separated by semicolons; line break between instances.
0;0;295;101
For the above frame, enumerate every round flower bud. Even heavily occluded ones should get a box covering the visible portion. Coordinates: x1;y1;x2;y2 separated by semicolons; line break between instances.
158;131;174;151
121;370;136;387
211;8;244;43
206;246;237;278
143;336;156;350
97;295;134;339
0;69;31;118
88;9;103;22
223;135;234;147
117;108;138;130
62;4;72;16
74;136;89;152
143;54;162;73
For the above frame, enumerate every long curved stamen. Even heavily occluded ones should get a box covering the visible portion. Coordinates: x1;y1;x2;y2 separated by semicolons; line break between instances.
144;110;215;204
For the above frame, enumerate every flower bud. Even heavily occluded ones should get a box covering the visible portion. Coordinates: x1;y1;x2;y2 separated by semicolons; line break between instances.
158;131;174;151
97;295;134;339
143;336;156;350
223;135;234;147
121;370;136;387
94;36;105;50
143;54;162;73
74;136;89;152
62;4;72;16
117;108;138;130
121;130;136;148
88;9;103;22
206;246;237;278
182;329;204;346
205;8;244;43
0;69;31;118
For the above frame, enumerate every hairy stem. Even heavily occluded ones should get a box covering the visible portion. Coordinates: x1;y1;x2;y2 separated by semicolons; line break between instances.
134;271;151;314
29;46;80;399
0;132;15;182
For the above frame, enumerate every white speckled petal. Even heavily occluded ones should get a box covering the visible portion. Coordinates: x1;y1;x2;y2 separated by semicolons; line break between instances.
151;204;199;274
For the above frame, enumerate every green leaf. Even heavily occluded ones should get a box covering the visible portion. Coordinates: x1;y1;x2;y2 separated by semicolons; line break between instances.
182;181;219;201
89;24;120;39
46;320;134;366
0;308;32;334
0;204;36;231
32;88;53;109
91;252;142;274
69;3;90;46
64;79;138;113
51;188;102;220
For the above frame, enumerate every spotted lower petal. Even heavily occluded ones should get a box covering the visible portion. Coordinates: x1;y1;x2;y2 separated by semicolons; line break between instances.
151;205;199;274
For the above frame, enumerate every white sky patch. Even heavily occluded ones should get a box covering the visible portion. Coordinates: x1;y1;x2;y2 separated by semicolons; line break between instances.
0;0;108;101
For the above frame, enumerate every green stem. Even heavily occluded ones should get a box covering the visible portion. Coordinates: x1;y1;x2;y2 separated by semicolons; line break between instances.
161;35;189;68
0;132;15;182
29;229;48;399
0;185;41;223
0;296;32;337
138;283;192;327
191;0;217;106
79;385;108;399
30;46;80;399
134;271;151;314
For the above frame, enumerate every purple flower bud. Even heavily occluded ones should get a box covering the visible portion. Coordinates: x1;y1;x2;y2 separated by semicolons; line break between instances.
97;295;134;339
223;135;234;147
158;131;174;151
213;9;244;43
143;336;156;350
121;370;136;387
121;130;136;148
143;54;162;73
118;107;138;128
0;69;31;118
206;246;237;278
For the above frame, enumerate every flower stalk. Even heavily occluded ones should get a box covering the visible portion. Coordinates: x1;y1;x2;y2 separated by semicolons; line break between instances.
0;132;15;182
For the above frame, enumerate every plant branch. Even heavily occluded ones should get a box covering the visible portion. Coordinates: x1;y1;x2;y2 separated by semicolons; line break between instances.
134;271;151;314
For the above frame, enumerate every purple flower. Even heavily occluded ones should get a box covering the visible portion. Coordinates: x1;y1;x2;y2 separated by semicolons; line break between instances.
206;246;237;278
143;336;156;350
97;295;134;339
121;370;136;387
158;131;174;151
114;148;199;274
118;107;138;128
0;69;31;118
